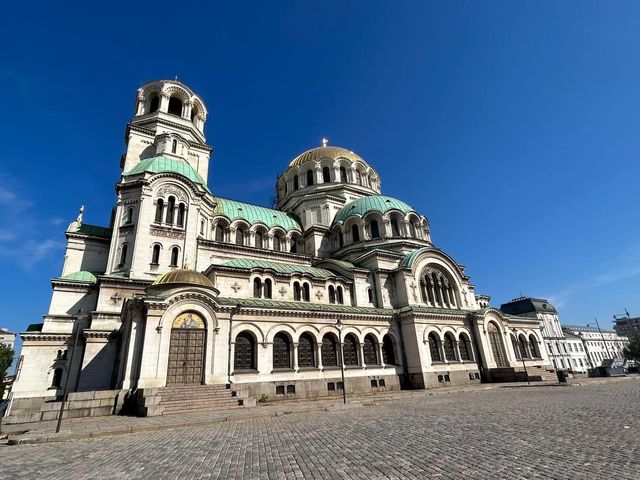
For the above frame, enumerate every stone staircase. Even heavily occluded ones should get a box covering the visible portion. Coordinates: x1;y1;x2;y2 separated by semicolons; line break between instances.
136;384;256;417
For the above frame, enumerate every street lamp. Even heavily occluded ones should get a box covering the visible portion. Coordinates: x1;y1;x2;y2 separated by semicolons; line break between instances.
335;319;347;404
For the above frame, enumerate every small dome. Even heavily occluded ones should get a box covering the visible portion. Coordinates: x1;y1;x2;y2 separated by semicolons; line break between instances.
333;195;417;224
152;268;214;289
288;146;367;168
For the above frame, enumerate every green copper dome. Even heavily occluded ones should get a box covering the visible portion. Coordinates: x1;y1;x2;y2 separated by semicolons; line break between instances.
214;198;301;232
333;195;417;224
124;156;207;187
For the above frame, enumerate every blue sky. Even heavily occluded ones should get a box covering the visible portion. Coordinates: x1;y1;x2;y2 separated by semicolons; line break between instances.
1;1;639;350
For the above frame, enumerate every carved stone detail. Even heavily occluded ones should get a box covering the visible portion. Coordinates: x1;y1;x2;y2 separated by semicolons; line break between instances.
157;185;188;202
149;227;185;240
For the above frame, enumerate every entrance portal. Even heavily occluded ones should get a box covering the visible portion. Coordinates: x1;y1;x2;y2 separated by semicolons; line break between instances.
487;322;508;367
167;312;206;385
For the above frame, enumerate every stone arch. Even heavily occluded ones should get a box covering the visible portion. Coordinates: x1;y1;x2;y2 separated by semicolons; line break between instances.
293;324;322;343
265;324;297;343
232;322;266;344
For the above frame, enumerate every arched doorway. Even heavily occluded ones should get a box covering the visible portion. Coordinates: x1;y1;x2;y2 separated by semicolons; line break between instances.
167;312;206;385
487;322;508;367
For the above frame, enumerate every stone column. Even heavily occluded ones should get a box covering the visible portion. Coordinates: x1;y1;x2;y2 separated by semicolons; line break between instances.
378;343;386;368
159;92;170;113
316;342;324;370
292;343;299;372
359;343;366;368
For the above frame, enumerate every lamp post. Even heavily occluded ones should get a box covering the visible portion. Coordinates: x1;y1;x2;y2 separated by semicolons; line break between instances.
55;316;82;434
513;328;530;385
336;319;347;404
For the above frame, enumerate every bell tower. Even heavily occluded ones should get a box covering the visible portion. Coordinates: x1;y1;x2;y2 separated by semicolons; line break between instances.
121;79;213;183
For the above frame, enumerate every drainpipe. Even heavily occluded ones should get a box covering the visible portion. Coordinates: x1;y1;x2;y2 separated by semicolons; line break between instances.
227;304;242;385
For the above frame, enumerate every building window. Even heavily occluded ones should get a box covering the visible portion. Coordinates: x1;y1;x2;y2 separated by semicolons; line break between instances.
512;335;521;360
264;279;272;299
177;204;186;227
273;235;281;251
253;278;262;298
293;282;301;301
151;244;161;264
255;230;264;249
293;176;299;191
322;334;338;366
336;286;344;304
322;167;331;183
306;170;314;186
215;225;224;242
168;96;183;116
390;218;400;237
343;334;359;366
443;333;457;361
155;199;164;223
171;139;177;154
149;94;159;113
166;196;175;224
170;247;179;267
298;333;315;368
125;207;134;224
382;335;396;365
459;334;473;361
351;224;360;242
234;332;256;370
236;228;245;246
302;283;310;302
529;335;540;358
273;333;291;369
367;288;373;304
428;333;442;362
52;368;63;388
518;336;530;359
339;166;347;182
328;285;336;304
119;243;128;266
369;220;380;239
363;335;378;365
355;170;362;185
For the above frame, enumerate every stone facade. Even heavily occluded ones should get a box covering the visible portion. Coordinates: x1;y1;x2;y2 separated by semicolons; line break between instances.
6;79;552;419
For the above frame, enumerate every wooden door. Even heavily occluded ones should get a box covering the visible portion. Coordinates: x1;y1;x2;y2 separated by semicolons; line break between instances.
167;328;205;385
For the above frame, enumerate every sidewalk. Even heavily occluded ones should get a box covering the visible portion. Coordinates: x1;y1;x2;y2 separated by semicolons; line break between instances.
3;376;634;445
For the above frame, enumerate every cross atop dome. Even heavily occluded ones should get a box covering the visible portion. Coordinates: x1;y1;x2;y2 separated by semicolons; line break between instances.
322;138;328;147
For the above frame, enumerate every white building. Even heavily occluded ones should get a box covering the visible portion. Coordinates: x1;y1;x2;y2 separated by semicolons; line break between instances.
0;328;15;350
562;325;628;368
6;79;552;421
562;331;589;373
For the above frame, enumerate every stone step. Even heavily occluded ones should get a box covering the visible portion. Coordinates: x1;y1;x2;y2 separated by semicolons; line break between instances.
159;398;240;408
162;404;243;415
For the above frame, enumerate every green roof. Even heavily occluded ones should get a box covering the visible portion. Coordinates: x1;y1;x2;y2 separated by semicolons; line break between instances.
214;198;301;232
56;271;98;283
333;195;417;224
73;224;112;239
399;247;432;269
124;156;208;188
218;297;391;315
220;258;335;278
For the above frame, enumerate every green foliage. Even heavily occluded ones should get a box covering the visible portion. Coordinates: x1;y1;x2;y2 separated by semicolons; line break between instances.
0;344;14;397
623;338;640;361
258;394;270;403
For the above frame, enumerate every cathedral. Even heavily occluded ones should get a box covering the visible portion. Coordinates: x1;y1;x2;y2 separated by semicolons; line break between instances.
7;80;552;419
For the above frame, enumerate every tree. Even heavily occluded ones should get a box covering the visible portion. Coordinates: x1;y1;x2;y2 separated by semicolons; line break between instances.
0;344;14;398
623;338;640;362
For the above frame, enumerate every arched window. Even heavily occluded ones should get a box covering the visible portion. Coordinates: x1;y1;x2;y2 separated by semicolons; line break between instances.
293;282;301;301
273;235;281;252
200;220;204;235
390;218;400;237
363;335;378;365
339;166;347;182
322;167;331;183
356;171;362;185
336;286;344;304
235;228;245;246
459;334;473;361
302;283;310;302
234;332;256;371
443;333;457;361
488;322;508;367
166;196;175;224
338;231;344;248
529;334;540;358
367;288;373;304
382;334;396;365
293;176;299;191
170;246;179;267
191;106;199;123
177;204;186;227
322;334;338;367
306;170;314;186
518;335;530;359
328;285;336;304
255;230;264;249
151;244;161;264
119;243;128;266
253;278;262;298
168;96;183;116
52;368;63;388
428;333;442;362
171;139;177;154
511;335;521;359
298;333;315;368
264;279;272;299
351;224;360;242
273;333;291;369
369;220;380;239
155;199;164;223
125;207;133;224
290;238;298;253
215;225;224;242
343;334;359;366
149;94;159;113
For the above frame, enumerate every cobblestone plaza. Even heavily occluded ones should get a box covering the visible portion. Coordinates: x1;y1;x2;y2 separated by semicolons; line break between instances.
2;380;639;479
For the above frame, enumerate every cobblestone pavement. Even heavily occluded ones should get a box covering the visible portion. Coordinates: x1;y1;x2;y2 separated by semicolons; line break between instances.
2;381;639;480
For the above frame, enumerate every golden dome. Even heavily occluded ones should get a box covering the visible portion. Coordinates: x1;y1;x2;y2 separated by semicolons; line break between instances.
152;268;214;289
288;145;367;168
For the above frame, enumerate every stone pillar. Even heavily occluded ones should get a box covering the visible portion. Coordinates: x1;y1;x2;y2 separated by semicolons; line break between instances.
159;92;170;113
378;342;386;368
316;342;324;370
359;343;366;368
292;343;299;372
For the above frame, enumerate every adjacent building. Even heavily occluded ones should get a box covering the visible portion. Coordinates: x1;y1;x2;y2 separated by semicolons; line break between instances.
0;328;15;350
7;79;552;420
562;325;628;368
613;316;640;340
